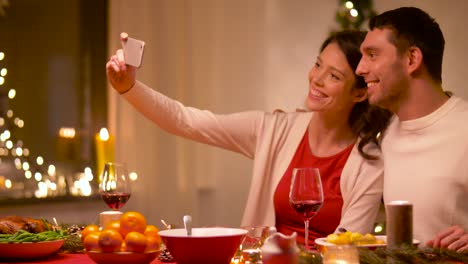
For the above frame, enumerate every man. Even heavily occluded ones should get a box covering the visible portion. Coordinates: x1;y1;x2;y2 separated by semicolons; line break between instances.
356;7;468;252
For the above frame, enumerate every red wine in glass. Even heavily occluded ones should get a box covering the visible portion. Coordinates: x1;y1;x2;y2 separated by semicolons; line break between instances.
289;167;324;251
289;200;323;220
101;192;131;210
100;162;131;211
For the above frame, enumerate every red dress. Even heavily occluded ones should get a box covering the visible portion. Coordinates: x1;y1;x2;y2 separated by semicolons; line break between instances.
273;129;354;246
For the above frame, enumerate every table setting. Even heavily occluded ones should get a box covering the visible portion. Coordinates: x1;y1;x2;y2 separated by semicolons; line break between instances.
1;164;468;264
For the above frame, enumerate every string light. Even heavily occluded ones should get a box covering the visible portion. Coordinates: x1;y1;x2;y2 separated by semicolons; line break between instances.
335;0;376;30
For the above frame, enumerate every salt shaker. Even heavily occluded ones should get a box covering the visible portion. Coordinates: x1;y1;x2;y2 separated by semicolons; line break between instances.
386;200;413;249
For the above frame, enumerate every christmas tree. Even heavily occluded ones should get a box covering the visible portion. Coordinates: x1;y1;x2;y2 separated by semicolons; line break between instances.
335;0;377;30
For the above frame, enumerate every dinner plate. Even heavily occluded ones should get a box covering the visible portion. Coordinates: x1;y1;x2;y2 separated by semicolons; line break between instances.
86;250;160;264
0;239;65;259
315;235;420;251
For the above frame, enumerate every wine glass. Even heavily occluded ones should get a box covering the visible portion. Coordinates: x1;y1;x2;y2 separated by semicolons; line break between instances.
100;162;131;211
289;167;324;251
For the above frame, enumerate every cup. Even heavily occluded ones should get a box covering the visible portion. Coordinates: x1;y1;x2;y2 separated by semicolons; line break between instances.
322;245;360;264
231;226;269;264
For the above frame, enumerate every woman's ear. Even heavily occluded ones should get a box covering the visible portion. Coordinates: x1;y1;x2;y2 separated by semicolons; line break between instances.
353;88;368;103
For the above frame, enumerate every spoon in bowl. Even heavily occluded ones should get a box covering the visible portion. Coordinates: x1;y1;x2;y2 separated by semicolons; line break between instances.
183;215;192;236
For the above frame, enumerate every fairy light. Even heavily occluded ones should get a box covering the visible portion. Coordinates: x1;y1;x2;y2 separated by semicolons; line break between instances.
0;148;7;156
14;158;21;169
25;170;32;179
345;1;354;9
22;161;30;171
1;130;10;141
34;172;42;181
47;165;56;176
129;171;138;181
7;88;14;99
350;8;358;17
5;179;11;189
36;156;44;165
0;52;4;60
15;147;22;156
84;167;93;181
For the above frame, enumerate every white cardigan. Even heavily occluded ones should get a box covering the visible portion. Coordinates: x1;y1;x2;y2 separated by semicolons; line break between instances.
123;81;384;234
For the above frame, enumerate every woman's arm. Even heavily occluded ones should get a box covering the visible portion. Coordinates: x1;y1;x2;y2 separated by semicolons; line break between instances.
122;81;263;158
337;145;384;234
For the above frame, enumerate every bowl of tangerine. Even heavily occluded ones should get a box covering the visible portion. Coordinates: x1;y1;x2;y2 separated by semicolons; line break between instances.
81;211;161;264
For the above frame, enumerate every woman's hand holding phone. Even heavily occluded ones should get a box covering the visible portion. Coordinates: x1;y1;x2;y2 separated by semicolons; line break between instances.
121;33;145;68
106;32;145;94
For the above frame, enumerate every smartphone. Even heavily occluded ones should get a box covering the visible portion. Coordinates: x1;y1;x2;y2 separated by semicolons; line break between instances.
123;37;145;68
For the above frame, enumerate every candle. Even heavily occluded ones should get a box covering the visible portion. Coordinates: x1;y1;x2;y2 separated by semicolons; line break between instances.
386;200;413;249
56;127;78;161
95;128;115;181
99;211;123;229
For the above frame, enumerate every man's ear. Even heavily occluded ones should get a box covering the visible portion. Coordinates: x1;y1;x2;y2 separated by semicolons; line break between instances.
407;46;423;74
353;88;368;103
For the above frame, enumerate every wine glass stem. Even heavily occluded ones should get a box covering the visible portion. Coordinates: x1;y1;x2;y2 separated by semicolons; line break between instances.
304;219;310;250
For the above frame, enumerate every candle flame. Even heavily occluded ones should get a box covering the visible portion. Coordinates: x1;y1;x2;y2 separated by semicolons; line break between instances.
99;128;110;141
59;127;76;138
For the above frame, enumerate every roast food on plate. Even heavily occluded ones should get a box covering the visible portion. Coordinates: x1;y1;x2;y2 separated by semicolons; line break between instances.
0;216;67;243
326;231;384;245
0;216;52;234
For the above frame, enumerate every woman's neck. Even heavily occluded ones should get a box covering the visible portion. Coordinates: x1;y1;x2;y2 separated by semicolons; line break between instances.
308;113;356;157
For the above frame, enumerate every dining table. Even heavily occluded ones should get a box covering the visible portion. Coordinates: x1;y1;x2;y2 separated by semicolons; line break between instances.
0;253;175;264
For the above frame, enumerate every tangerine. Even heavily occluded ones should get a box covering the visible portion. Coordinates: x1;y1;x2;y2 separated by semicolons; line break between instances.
81;224;100;242
104;220;121;232
144;225;162;244
145;236;161;252
124;231;148;253
83;231;101;251
98;229;123;252
119;211;147;237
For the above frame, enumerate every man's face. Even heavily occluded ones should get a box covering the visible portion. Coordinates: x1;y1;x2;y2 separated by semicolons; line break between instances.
356;28;409;112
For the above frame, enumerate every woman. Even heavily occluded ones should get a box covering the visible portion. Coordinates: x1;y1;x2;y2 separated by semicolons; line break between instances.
106;30;392;245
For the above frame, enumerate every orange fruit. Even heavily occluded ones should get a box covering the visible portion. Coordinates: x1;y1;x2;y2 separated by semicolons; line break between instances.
83;231;101;251
144;225;159;237
145;236;161;252
98;229;123;252
81;224;100;242
144;225;162;244
119;211;147;238
124;231;148;253
104;220;121;232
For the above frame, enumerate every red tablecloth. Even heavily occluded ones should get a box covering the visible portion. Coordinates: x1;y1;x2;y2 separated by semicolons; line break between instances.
0;253;175;264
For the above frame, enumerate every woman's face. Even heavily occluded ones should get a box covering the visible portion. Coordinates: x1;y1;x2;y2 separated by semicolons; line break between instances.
306;42;365;114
